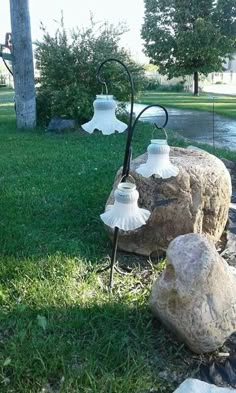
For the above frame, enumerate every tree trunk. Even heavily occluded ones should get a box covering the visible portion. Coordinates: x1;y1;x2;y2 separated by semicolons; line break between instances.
10;0;36;128
193;71;199;96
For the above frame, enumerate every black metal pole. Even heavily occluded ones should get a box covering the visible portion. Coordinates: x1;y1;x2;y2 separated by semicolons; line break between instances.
213;97;215;152
109;226;119;290
131;104;168;131
97;59;169;177
97;59;169;289
97;58;135;178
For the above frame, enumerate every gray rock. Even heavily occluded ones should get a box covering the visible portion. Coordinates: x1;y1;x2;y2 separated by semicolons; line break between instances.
220;157;235;170
223;204;236;266
105;147;231;256
47;116;76;132
150;233;236;354
173;378;236;393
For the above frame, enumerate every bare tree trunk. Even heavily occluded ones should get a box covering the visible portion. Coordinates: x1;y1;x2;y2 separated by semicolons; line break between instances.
10;0;36;128
193;71;199;96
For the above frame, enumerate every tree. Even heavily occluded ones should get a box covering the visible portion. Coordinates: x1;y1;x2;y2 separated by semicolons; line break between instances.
141;0;236;95
10;0;36;128
35;18;145;125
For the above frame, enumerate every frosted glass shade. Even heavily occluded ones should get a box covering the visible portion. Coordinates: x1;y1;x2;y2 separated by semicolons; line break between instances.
136;139;179;179
100;182;150;231
81;94;127;135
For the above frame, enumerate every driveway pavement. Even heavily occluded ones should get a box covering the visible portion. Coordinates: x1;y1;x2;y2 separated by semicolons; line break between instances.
131;103;236;150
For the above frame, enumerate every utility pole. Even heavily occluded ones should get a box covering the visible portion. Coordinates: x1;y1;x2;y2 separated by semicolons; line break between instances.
10;0;36;128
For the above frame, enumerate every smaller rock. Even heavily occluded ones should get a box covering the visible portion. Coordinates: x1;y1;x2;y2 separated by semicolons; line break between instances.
220;157;235;170
224;205;236;266
47;116;76;132
150;233;236;353
173;378;236;393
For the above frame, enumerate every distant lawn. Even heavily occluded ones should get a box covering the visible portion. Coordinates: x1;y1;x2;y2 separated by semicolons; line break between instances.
138;91;236;119
0;87;235;393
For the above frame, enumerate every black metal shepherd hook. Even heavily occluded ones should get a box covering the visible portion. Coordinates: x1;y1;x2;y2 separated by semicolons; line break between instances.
97;58;168;289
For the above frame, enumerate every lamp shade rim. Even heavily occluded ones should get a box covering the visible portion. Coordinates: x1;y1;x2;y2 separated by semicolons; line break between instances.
150;139;167;144
100;207;150;231
117;182;136;192
96;94;114;100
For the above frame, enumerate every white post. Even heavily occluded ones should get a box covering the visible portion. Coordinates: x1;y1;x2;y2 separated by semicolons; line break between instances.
10;0;36;128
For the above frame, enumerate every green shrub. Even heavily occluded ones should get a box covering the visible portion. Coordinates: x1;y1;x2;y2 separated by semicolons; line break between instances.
144;78;160;90
35;18;146;125
145;81;185;92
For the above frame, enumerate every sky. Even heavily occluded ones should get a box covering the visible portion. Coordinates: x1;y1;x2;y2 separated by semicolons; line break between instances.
0;0;148;63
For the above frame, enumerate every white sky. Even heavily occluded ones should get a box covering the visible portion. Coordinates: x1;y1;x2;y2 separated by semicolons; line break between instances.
0;0;148;63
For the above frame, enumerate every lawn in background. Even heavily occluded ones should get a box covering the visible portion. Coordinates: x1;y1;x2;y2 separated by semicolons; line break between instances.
0;87;234;393
138;91;236;119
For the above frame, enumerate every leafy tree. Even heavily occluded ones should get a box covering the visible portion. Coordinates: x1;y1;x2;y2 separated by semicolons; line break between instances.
215;0;236;36
35;17;145;125
141;0;236;95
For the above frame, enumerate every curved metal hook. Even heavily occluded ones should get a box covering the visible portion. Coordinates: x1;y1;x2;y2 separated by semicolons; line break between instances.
97;58;134;95
96;58;135;178
132;104;168;131
96;59;169;291
1;45;13;76
96;59;169;180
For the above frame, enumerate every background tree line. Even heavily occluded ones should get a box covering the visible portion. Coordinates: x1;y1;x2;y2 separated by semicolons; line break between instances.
141;0;236;95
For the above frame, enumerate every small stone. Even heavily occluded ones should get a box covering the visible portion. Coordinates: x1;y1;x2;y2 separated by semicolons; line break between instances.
225;205;236;267
173;378;236;393
220;157;235;170
150;233;236;354
47;116;76;132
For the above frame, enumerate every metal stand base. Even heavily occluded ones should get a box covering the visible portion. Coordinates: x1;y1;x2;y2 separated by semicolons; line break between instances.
97;227;132;290
109;226;119;289
96;58;169;292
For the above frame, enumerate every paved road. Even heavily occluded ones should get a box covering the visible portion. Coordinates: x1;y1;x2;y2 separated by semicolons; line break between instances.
203;84;236;96
130;103;236;150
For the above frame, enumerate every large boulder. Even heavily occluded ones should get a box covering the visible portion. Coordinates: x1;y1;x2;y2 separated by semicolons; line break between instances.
105;147;231;256
150;233;236;354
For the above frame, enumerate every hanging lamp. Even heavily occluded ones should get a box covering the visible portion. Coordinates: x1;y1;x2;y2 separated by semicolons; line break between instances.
136;139;179;179
100;181;150;231
81;94;127;135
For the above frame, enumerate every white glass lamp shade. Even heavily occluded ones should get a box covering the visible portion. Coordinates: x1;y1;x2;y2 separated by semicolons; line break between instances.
81;95;127;135
100;182;151;231
136;139;179;179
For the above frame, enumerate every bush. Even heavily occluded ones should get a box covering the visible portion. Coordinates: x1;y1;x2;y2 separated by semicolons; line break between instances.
145;81;185;92
35;18;146;125
143;78;160;90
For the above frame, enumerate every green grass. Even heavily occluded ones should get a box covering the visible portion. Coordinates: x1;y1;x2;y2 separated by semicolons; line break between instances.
0;88;234;393
138;91;236;119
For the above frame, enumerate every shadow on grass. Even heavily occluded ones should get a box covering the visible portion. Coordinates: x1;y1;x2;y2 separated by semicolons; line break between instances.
0;301;197;393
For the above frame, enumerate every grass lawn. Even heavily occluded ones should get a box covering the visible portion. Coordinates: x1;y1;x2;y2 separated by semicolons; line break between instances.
0;87;235;393
138;91;236;119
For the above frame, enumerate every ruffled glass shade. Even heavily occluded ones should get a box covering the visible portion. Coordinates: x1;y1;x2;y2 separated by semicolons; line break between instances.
81;95;127;135
100;182;150;231
136;139;179;179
